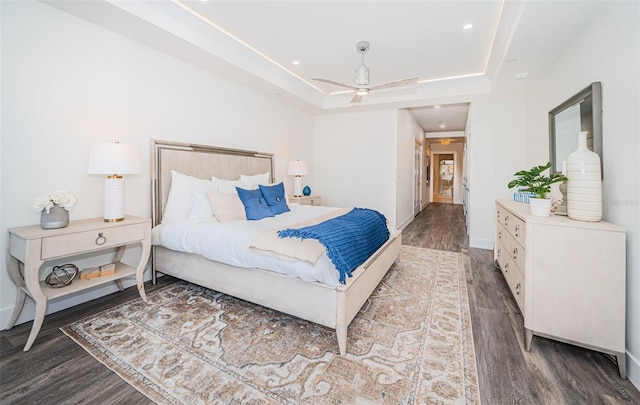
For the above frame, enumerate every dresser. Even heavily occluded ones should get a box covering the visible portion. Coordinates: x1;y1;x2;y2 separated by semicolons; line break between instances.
6;216;151;351
494;199;626;378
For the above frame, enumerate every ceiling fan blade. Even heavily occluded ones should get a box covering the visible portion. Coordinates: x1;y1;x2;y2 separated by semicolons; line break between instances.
368;77;420;91
311;77;356;89
350;93;363;103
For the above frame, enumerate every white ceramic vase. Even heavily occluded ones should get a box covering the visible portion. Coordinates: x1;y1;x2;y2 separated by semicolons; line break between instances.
529;197;552;217
566;131;602;222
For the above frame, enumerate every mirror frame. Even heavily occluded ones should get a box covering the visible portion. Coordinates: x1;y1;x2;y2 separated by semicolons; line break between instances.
549;81;602;176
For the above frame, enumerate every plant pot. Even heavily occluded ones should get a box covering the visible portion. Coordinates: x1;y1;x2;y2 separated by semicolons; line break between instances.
529;198;552;217
41;206;69;229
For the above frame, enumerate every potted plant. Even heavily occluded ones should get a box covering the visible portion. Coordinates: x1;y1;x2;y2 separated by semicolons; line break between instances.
507;162;567;216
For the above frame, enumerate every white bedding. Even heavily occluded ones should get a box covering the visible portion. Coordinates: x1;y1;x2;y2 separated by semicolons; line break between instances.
152;204;349;286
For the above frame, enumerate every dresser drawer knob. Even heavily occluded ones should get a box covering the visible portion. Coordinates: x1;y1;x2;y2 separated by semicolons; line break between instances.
498;230;503;239
504;215;509;226
504;262;509;273
514;224;520;237
95;233;107;246
512;247;518;260
497;248;501;258
516;283;521;295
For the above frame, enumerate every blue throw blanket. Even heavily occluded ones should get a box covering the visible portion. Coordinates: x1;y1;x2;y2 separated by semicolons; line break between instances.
278;208;390;284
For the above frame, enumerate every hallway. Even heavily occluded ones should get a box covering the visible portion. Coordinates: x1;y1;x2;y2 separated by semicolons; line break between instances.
402;203;640;404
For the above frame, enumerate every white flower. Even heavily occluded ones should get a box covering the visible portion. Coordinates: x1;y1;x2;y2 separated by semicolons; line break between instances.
34;190;77;213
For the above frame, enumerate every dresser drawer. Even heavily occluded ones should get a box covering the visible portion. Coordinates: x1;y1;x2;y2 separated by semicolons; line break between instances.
510;239;526;272
502;211;526;246
507;264;525;313
41;223;146;259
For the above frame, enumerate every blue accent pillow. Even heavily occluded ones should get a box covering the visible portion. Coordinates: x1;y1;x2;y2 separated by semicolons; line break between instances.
235;187;274;220
259;182;290;215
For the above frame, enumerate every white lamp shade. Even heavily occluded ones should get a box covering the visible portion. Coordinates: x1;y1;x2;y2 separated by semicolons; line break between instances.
288;160;309;176
88;143;142;175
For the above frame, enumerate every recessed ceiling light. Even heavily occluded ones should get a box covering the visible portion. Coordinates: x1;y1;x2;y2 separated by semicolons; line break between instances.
434;105;441;109
463;24;473;30
292;60;300;65
440;123;446;129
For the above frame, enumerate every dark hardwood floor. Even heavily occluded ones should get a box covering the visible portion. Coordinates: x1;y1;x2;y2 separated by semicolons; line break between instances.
1;203;639;404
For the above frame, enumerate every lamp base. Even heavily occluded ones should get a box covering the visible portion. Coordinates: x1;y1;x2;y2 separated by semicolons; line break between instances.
104;176;125;222
293;175;303;198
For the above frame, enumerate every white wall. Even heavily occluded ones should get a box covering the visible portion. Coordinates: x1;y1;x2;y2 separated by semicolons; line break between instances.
0;1;314;328
314;110;398;227
523;1;640;387
396;109;424;229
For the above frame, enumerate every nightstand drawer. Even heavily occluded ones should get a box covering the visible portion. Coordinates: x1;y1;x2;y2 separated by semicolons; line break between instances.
41;223;146;259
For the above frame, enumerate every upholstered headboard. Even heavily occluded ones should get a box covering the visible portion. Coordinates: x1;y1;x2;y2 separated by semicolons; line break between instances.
150;140;274;226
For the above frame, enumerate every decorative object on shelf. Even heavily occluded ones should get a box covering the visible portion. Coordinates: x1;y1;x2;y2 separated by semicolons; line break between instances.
34;190;76;229
288;160;308;197
44;264;79;288
303;185;311;196
507;162;567;217
567;131;602;222
88;142;143;223
81;263;116;280
555;160;568;216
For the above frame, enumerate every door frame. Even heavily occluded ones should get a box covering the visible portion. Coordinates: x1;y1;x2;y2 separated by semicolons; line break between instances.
430;150;458;203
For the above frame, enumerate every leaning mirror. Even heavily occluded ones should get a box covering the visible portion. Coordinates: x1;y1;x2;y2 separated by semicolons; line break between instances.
549;82;602;176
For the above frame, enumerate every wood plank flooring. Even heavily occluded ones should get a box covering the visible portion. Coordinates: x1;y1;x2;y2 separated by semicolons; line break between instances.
1;203;639;404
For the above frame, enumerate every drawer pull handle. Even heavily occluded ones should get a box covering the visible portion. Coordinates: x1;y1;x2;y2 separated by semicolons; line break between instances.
514;224;520;237
95;233;107;246
504;262;509;273
516;283;521;295
497;210;501;219
504;215;509;226
512;247;518;260
498;230;502;239
497;248;501;258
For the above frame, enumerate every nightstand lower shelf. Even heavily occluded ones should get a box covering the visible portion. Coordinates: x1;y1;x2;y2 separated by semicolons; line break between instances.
36;263;136;300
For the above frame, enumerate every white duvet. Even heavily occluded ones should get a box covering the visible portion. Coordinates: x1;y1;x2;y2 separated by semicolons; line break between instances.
152;204;348;286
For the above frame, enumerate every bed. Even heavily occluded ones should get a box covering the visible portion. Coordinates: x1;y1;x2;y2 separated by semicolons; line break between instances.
150;139;402;355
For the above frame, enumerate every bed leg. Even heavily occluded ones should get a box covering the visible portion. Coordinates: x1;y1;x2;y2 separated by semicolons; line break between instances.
336;324;347;355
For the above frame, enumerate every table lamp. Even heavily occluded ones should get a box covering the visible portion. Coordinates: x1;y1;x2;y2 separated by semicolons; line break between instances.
288;160;308;197
88;142;142;222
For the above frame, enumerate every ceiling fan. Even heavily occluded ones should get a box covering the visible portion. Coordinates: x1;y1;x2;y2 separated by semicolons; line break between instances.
312;41;420;103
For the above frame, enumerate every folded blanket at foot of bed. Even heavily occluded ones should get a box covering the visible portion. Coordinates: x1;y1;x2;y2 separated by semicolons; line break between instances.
278;208;390;284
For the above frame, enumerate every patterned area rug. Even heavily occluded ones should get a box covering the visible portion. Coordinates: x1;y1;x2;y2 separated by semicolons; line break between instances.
61;246;480;404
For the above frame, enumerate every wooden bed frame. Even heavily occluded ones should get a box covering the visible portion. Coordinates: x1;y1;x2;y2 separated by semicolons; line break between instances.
150;140;402;355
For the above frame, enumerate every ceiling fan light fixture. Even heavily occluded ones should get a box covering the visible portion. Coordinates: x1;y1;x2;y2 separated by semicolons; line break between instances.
355;88;369;96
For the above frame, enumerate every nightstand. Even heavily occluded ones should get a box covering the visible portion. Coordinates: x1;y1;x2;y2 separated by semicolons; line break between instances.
6;215;151;351
289;195;322;206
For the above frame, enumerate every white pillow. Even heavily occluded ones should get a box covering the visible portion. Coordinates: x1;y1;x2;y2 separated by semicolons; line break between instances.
207;192;247;222
240;172;270;186
211;176;244;193
188;191;217;221
162;171;217;223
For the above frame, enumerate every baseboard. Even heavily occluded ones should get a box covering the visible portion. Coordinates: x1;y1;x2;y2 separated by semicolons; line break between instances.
628;351;640;390
0;274;153;331
396;215;414;231
469;237;493;250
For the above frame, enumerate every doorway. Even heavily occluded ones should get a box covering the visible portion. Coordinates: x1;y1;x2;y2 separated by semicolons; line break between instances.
433;153;454;204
